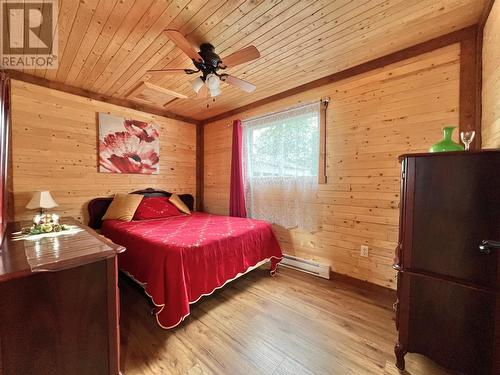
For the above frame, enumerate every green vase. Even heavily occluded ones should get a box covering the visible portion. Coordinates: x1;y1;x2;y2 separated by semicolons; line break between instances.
429;126;464;152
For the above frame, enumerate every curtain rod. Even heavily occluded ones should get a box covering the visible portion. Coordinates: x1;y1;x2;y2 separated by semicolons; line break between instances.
226;98;331;127
242;100;324;124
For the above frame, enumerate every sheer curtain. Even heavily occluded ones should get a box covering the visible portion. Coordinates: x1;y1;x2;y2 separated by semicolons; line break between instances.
242;103;320;231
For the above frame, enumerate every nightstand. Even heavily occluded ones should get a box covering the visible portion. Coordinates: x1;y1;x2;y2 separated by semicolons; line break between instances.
0;218;125;375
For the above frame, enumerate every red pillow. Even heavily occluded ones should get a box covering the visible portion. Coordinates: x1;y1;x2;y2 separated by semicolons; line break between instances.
133;197;182;220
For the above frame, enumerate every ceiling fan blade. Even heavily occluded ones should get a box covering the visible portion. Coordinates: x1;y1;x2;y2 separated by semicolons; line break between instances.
165;30;203;62
146;68;192;75
220;46;260;68
223;75;256;93
197;84;208;98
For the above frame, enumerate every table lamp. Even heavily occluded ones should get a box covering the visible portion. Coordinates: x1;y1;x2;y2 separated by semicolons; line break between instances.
26;191;59;224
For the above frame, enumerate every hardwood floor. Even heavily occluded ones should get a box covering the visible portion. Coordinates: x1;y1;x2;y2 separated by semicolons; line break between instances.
119;267;452;375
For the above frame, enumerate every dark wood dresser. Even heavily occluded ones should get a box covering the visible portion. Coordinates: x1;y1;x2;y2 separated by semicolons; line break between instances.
0;218;125;375
394;151;500;374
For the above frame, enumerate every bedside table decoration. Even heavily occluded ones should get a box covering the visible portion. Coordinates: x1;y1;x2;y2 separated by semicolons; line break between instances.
24;191;67;235
460;130;476;151
26;190;59;223
429;126;464;152
21;222;70;236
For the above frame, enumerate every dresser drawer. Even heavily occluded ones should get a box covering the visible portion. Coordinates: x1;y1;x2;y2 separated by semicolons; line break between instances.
396;271;497;375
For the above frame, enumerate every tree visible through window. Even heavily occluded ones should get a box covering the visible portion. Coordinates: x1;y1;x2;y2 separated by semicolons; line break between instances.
247;111;319;177
242;103;321;231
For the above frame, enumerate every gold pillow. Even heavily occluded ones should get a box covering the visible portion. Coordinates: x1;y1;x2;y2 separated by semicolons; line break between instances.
102;193;144;221
169;193;191;214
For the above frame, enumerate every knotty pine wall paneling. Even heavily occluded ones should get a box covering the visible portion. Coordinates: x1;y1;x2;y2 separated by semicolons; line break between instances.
204;45;461;289
482;0;500;148
10;80;196;222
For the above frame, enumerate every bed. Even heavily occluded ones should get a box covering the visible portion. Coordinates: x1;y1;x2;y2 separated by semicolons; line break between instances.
88;188;283;329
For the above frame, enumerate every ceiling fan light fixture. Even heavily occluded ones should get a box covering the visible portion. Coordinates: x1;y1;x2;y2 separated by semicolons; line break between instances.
210;86;221;97
205;73;220;90
151;32;261;99
191;77;204;93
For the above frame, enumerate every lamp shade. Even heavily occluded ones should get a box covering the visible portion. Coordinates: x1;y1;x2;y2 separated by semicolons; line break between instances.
210;86;221;97
191;77;204;93
26;191;58;210
205;74;220;90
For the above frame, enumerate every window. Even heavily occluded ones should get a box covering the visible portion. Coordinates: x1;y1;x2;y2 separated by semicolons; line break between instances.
242;102;324;231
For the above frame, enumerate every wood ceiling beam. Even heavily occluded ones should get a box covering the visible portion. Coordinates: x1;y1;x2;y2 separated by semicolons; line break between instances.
201;25;478;125
478;0;496;29
3;70;202;125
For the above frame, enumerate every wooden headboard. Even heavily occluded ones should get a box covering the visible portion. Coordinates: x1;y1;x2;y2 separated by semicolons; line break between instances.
87;188;195;229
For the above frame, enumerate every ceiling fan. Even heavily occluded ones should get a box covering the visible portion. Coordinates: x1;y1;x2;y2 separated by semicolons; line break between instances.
147;30;260;98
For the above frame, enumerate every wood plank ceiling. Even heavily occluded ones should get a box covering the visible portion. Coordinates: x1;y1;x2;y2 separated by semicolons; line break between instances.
20;0;487;122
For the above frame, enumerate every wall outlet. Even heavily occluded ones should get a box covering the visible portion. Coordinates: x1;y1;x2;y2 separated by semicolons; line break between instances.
360;245;369;257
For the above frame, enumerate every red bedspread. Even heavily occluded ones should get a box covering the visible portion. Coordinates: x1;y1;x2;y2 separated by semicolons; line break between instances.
101;212;282;328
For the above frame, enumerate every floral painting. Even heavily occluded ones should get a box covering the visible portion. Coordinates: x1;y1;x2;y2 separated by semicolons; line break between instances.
98;113;160;174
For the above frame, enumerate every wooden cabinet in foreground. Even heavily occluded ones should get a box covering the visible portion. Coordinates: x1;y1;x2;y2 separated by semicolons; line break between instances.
0;218;125;375
394;151;500;375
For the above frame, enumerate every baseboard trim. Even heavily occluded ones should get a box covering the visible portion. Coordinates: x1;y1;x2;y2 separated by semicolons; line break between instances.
329;270;396;298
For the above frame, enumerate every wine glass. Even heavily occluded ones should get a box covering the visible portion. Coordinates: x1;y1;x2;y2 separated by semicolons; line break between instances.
460;130;475;151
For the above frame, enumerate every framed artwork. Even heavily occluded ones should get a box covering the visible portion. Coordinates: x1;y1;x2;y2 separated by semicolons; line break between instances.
98;113;160;174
